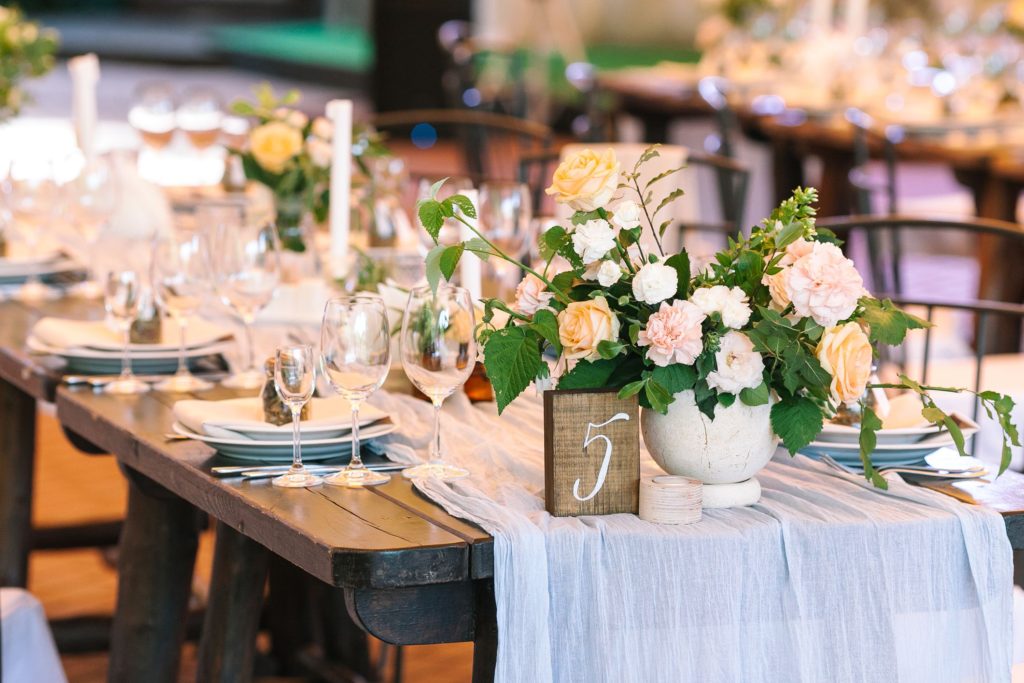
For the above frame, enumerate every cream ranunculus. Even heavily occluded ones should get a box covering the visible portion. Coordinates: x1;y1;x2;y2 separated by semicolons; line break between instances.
632;262;678;305
557;296;621;361
249;122;303;174
545;148;621;212
816;321;873;405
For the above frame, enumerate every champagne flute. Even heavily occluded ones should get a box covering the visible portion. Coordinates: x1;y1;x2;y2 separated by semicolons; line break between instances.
206;208;281;390
103;270;150;395
151;229;213;392
272;344;322;488
400;284;474;480
320;294;392;488
64;154;119;298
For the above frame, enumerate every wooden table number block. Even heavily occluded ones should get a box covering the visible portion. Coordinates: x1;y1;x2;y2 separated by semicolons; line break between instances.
543;389;640;517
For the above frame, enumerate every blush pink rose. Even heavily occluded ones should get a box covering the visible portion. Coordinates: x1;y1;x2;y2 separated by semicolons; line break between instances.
637;300;706;367
513;273;554;315
785;242;864;328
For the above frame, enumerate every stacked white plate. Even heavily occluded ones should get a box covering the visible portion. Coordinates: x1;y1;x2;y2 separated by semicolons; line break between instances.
27;316;233;374
171;396;398;461
0;249;78;285
800;393;980;467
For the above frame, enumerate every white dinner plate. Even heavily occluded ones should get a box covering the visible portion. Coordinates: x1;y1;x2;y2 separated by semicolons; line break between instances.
171;420;398;461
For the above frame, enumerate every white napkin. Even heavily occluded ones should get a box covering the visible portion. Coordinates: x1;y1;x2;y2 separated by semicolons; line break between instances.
256;279;334;326
173;395;387;439
31;316;231;351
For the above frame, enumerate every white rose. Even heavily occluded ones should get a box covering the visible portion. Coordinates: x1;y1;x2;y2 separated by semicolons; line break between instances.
706;331;765;394
583;260;623;287
690;285;752;329
306;137;332;167
311;116;333;140
610;199;642;230
631;262;677;305
571;219;617;265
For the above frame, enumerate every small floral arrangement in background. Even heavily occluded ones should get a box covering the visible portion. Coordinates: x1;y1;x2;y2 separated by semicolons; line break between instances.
416;146;1022;485
0;6;58;121
229;84;390;251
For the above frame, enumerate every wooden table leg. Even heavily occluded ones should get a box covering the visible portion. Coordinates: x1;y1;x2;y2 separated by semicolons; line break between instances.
109;470;201;683
771;140;805;207
472;579;497;683
0;377;36;587
197;521;270;683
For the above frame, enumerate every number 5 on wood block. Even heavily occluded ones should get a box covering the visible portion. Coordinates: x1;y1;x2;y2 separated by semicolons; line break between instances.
543;389;640;516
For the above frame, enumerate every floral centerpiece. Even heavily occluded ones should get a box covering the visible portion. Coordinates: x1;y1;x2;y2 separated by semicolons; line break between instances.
0;6;58;121
229;84;390;253
416;146;1021;490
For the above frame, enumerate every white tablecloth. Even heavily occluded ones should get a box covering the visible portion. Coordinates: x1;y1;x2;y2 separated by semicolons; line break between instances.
1;588;66;683
373;391;1014;683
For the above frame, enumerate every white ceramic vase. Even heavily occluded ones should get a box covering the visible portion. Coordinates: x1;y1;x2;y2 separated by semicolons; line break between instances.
640;389;779;508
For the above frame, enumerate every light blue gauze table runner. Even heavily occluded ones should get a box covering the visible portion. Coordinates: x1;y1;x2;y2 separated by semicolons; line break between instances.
374;391;1014;683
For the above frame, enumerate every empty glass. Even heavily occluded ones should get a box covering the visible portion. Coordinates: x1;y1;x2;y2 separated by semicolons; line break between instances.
103;270;150;394
64;154;119;298
479;181;532;298
176;86;223;151
320;294;392;488
206;207;281;390
129;82;176;150
400;284;474;480
151;229;213;392
272;344;322;488
2;158;60;301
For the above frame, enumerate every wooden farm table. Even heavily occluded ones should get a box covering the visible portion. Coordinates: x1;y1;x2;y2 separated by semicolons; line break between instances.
5;297;1024;682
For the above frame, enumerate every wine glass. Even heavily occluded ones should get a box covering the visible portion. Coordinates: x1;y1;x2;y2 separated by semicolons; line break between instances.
272;344;322;488
400;284;475;480
479;181;532;297
64;154;119;298
151;229;213;392
103;270;150;395
320;294;392;488
206;208;281;389
128;82;176;150
176;86;223;152
1;158;61;302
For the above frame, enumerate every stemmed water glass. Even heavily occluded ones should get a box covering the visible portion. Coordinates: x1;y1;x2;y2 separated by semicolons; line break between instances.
479;181;532;297
64;154;119;298
206;207;281;390
320;294;392;488
272;344;322;488
151;228;213;392
2;158;60;302
400;284;475;480
128;82;176;151
103;270;150;395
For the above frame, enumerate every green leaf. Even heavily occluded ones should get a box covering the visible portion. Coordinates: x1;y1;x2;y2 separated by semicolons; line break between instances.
618;379;647;400
774;220;804;249
551;270;577;294
529;308;562;354
718;392;736;408
463;237;491;260
424;245;446;292
428;177;448;200
664;251;691;299
417;200;445;243
558;357;622;390
771;395;824;455
652;188;685;217
541;226;569;260
644;379;672;414
483;326;545;413
857;406;888;489
597;340;625;359
439;244;464;282
651;363;697;394
739;381;770;406
859;297;930;346
644;165;685;191
444;194;477;219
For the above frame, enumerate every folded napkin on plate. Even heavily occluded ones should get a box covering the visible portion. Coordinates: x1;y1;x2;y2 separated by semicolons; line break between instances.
31;317;230;351
256;279;333;325
173;395;387;439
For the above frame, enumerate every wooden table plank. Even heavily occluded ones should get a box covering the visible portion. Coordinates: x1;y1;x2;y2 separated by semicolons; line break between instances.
55;385;472;589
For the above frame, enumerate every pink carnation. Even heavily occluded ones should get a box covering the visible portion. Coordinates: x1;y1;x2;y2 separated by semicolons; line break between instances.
637;300;706;367
785;242;864;327
780;237;814;266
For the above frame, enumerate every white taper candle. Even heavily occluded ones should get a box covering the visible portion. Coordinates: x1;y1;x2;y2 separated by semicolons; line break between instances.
326;99;353;278
458;189;483;301
68;53;100;160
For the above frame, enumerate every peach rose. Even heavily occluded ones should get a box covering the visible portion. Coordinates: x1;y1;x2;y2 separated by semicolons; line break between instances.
513;273;554;316
817;322;873;405
249;121;303;174
557;296;621;361
545;148;621;212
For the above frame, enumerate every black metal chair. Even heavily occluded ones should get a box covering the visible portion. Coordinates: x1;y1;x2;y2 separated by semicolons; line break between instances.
371;108;553;184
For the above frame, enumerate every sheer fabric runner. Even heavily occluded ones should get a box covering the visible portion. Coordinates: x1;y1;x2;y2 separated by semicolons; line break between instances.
373;391;1013;683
